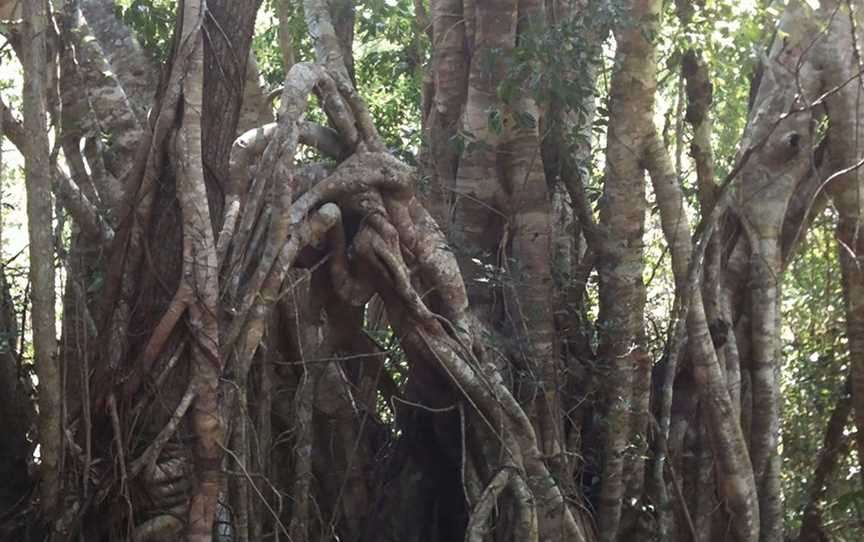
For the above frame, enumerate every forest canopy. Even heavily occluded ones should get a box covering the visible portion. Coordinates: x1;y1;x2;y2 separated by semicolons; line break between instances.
0;1;862;541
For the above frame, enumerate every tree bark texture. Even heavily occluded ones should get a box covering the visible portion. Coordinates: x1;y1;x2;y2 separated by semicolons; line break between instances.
22;0;61;523
0;0;863;541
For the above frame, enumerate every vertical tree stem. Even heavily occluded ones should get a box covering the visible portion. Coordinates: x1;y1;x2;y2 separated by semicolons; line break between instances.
23;0;61;520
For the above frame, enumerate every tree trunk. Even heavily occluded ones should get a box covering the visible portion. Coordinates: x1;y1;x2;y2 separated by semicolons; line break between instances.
3;0;863;541
22;0;61;524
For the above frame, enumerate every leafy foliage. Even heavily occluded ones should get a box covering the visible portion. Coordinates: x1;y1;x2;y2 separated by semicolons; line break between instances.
113;0;175;62
781;215;863;540
353;0;425;161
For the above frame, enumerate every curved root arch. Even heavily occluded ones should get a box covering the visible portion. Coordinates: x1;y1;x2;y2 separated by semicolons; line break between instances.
44;4;595;539
209;57;594;540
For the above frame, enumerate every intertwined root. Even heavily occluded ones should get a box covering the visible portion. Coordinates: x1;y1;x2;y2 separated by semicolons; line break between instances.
132;447;191;541
43;1;592;535
140;54;590;539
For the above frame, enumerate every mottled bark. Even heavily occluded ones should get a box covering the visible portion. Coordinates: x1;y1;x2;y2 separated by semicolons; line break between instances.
594;2;653;539
646;123;759;542
237;53;275;135
7;1;860;541
819;0;864;480
22;0;61;521
79;0;156;120
734;4;853;539
173;3;223;540
62;3;144;191
202;0;263;224
420;0;467;229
